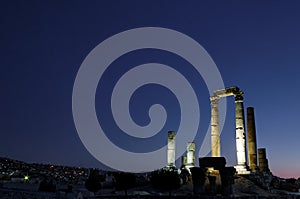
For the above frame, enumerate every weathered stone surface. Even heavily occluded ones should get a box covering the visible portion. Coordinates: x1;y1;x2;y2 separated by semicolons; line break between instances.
186;142;195;169
210;96;221;157
258;148;270;172
235;93;247;170
167;131;175;167
247;107;258;172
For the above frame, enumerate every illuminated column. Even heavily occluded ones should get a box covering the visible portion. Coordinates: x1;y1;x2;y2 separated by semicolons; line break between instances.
234;92;249;174
181;156;187;168
210;96;220;157
186;142;195;169
247;107;258;172
167;131;176;167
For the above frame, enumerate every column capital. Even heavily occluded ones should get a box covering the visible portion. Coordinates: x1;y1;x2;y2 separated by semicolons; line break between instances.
210;96;220;104
234;91;244;101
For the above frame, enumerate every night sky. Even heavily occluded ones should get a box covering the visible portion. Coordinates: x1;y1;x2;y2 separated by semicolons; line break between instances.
1;1;300;178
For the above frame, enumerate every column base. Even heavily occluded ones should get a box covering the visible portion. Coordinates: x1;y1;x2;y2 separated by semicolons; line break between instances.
234;165;250;175
184;164;194;173
166;164;176;169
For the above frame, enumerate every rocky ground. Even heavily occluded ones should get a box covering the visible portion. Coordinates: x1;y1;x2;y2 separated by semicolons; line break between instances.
233;176;274;197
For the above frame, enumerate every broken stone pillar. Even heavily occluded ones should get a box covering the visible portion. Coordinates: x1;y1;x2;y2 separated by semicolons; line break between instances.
234;92;249;174
210;96;220;157
258;148;270;172
167;131;176;167
247;107;258;172
186;142;195;169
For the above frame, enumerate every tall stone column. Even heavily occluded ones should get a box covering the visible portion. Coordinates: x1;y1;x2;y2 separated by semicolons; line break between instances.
167;131;176;167
210;96;220;157
234;92;249;174
247;107;258;172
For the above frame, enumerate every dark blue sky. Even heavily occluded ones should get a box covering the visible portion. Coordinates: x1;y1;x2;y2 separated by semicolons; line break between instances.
1;1;300;178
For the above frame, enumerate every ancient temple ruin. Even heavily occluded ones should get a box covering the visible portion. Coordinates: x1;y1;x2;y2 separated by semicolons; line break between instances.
210;86;250;174
166;86;270;175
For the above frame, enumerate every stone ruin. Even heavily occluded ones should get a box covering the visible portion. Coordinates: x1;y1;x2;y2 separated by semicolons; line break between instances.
165;86;273;195
190;157;236;196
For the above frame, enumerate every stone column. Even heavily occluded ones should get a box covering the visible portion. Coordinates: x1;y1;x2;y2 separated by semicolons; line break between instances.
190;167;206;195
186;142;195;169
167;131;176;167
258;148;270;172
220;167;236;196
210;96;220;157
181;156;187;169
208;175;217;195
247;107;258;172
234;92;249;174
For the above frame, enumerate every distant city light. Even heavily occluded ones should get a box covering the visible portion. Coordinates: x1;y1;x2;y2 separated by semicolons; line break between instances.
24;175;29;181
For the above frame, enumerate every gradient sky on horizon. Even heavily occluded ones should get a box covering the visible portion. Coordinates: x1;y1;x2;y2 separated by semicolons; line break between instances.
1;1;300;178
